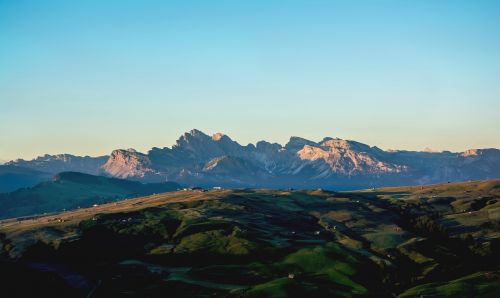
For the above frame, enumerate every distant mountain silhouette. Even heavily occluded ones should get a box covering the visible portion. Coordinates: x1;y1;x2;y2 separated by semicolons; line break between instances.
0;165;52;192
6;154;108;175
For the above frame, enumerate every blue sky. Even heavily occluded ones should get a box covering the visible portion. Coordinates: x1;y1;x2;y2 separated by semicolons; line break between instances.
1;0;499;160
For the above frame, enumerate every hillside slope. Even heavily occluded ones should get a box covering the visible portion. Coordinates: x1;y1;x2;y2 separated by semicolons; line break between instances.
0;172;180;219
0;180;498;297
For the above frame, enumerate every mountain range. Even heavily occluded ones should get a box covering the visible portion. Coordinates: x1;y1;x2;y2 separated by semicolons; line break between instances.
3;129;500;190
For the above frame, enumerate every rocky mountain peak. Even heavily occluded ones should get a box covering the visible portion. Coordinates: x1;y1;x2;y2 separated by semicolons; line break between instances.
256;141;282;152
106;149;151;169
212;132;225;141
109;148;143;158
175;129;211;147
187;129;208;138
285;137;317;151
320;138;373;153
297;140;404;175
297;145;329;161
461;149;480;157
321;138;351;150
102;149;153;179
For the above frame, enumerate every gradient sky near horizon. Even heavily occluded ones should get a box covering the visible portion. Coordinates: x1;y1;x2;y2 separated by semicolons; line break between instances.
1;0;499;161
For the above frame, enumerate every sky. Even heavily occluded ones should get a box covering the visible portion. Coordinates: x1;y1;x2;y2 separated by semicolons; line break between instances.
1;0;499;161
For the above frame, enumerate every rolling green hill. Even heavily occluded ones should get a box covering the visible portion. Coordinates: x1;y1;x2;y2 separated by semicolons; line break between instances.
0;172;180;219
0;180;498;297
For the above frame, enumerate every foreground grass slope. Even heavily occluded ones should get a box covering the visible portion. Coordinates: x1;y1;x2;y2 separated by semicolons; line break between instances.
0;179;499;297
398;270;500;298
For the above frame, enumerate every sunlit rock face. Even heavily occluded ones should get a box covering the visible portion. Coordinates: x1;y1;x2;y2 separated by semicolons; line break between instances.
101;149;154;179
